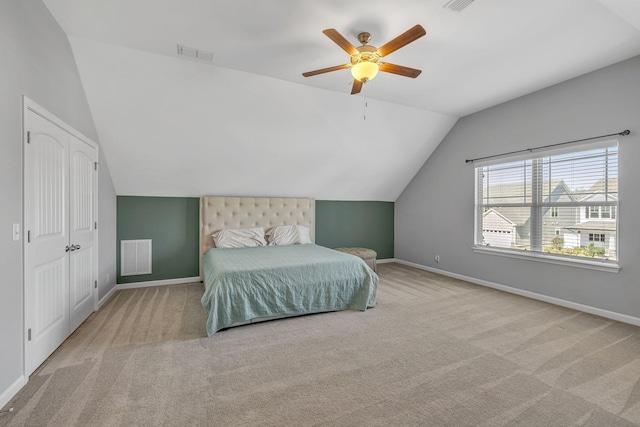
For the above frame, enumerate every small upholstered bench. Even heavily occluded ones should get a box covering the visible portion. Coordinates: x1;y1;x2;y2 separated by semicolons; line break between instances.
334;247;377;273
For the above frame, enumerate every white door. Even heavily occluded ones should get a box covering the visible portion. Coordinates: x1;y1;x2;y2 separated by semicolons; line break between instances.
24;107;97;375
24;111;71;375
69;135;96;332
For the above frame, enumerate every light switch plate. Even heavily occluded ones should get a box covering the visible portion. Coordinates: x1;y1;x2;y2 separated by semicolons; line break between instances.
12;224;20;241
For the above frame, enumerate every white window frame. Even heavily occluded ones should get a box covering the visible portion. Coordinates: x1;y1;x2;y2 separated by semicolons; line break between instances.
473;139;620;273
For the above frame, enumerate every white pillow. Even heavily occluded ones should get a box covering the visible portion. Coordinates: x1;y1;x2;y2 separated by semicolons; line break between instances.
297;226;312;244
266;225;312;246
212;227;267;248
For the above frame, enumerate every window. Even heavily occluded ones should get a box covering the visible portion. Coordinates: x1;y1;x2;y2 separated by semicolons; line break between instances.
586;206;616;219
475;141;618;265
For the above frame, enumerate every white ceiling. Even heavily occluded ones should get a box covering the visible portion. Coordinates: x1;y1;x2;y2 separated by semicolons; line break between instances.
68;35;456;200
42;0;640;200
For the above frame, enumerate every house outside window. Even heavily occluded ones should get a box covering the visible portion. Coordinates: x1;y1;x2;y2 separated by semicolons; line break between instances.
474;140;618;267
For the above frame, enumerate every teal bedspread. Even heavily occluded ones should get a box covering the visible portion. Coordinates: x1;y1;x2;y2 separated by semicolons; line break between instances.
201;244;378;336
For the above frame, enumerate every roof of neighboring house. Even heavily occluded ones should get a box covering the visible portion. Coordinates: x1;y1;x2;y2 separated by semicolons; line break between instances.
484;180;575;226
576;178;618;201
483;180;578;205
482;208;517;226
579;192;618;202
565;221;617;231
588;178;618;193
492;207;530;227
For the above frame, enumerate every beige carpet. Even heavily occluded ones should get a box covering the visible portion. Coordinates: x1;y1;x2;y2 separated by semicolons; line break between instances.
2;263;640;426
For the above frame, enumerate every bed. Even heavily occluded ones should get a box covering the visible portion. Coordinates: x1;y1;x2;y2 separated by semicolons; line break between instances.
199;196;378;336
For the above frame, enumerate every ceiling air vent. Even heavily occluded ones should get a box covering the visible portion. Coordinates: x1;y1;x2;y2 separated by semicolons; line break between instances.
177;44;214;62
443;0;475;12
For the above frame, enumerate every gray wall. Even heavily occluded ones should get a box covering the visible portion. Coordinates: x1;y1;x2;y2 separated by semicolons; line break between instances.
0;1;116;400
396;55;640;319
98;153;117;300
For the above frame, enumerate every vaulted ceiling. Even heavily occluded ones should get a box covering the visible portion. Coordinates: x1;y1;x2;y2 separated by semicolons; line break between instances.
42;0;640;201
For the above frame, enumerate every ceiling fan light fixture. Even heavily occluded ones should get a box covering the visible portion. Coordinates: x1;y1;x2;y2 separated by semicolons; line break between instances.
351;60;379;83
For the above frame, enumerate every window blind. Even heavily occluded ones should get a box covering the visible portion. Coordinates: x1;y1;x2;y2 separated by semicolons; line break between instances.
475;141;618;262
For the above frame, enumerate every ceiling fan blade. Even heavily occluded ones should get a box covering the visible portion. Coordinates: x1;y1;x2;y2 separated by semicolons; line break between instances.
379;62;422;78
377;25;426;57
302;64;349;77
351;79;363;95
322;29;359;55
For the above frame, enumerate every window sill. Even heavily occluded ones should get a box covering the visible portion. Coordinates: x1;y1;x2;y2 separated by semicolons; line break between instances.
472;246;620;273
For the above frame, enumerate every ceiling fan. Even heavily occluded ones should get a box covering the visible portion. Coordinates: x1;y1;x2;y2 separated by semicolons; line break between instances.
302;25;426;95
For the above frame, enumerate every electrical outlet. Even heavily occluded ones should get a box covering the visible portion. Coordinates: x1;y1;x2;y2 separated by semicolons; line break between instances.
435;255;440;263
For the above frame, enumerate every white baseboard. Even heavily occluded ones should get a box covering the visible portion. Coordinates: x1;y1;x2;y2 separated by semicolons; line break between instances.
115;276;201;290
377;258;396;264
0;375;27;410
98;285;118;308
395;259;640;328
96;277;202;308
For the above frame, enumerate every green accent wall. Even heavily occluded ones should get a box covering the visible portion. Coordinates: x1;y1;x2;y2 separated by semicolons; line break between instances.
117;196;200;283
116;197;394;283
315;200;394;259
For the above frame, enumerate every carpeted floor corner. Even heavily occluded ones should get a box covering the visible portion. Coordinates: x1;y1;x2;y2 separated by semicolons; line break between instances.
2;263;640;426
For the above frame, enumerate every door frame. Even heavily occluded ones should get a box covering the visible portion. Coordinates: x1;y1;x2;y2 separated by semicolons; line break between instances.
22;96;99;375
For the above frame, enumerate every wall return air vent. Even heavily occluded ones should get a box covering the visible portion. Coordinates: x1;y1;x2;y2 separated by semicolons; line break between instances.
121;239;152;276
443;0;476;12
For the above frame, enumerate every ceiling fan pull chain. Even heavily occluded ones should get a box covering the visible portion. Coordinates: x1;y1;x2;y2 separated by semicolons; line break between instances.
363;97;368;120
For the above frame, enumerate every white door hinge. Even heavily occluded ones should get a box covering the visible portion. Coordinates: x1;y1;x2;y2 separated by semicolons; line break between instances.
28;328;32;341
27;131;31;144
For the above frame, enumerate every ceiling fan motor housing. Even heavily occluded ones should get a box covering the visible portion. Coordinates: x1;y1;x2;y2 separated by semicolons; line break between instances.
350;45;380;67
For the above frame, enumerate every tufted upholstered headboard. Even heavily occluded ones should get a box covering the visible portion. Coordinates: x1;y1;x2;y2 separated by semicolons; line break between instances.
199;196;315;280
